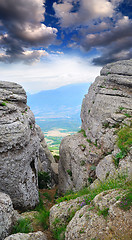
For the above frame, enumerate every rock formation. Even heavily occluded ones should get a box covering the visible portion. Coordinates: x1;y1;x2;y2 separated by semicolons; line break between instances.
0;192;15;240
0;81;54;210
4;231;47;240
65;189;132;240
58;59;132;193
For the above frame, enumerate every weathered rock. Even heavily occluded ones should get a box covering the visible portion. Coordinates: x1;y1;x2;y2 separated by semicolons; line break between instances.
4;231;47;240
59;132;102;193
0;81;54;210
65;189;132;240
59;59;132;193
0;192;15;240
0;81;40;210
50;196;85;231
81;59;132;152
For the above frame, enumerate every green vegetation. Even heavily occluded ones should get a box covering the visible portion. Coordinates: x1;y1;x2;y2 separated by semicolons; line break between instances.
113;123;132;167
97;207;109;218
67;169;72;177
43;192;52;201
56;174;131;204
35;207;49;230
90;165;96;171
0;102;7;106
12;218;33;234
38;171;51;189
119;106;124;111
78;129;87;137
119;191;132;211
80;160;86;166
52;218;66;240
124;113;131;118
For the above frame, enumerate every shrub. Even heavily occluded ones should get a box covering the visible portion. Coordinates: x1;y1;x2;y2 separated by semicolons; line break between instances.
43;192;52;201
78;129;87;137
12;218;33;234
97;208;109;218
38;171;51;189
67;169;72;177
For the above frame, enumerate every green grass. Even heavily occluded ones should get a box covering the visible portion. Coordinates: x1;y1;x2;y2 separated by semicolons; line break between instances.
113;124;132;167
12;218;33;234
35;207;49;230
56;174;131;204
117;124;132;154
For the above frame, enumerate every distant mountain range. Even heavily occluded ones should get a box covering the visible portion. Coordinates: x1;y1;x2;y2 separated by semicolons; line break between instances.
27;83;90;119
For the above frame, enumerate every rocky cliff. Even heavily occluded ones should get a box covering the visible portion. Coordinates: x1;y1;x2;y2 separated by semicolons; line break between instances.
0;81;54;211
59;59;132;193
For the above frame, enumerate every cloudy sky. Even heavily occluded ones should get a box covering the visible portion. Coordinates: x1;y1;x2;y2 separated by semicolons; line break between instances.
0;0;132;93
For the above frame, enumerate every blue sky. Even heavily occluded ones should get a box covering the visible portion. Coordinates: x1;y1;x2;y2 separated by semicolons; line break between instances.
0;0;132;93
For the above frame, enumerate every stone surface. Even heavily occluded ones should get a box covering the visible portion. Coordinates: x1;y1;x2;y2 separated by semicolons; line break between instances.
65;189;132;240
0;81;54;210
59;59;132;193
4;231;47;240
59;132;102;193
0;192;15;240
50;195;85;231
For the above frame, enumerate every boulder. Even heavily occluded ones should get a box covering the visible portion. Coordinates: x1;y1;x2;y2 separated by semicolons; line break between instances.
4;231;47;240
59;132;102;193
0;192;15;240
65;189;132;240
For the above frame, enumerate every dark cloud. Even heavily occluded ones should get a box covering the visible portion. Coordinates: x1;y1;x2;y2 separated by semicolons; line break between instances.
0;0;57;63
53;0;132;65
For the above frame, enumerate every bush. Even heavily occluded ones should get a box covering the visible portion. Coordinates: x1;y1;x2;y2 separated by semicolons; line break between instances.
38;171;51;189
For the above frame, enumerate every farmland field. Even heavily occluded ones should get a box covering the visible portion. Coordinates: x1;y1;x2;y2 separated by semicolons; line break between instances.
36;118;81;155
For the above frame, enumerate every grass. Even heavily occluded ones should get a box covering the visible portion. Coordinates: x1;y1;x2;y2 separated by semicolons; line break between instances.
12;218;33;234
56;174;131;204
35;207;50;230
113;123;132;167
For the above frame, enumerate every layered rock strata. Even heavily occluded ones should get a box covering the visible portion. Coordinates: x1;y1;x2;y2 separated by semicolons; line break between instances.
59;59;132;193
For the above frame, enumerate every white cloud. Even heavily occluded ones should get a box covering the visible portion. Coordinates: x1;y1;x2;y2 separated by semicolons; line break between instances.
53;0;115;27
0;54;101;93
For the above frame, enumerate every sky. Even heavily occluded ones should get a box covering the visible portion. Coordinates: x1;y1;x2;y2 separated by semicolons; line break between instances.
0;0;132;93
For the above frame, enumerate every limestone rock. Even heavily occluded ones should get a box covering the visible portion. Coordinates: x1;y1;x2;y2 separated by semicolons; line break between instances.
4;231;47;240
50;195;85;231
81;59;132;152
59;59;132;193
65;189;132;240
0;192;15;240
59;133;102;193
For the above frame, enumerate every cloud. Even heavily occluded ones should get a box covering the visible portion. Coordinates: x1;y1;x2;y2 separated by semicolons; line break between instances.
81;16;132;65
53;0;116;28
0;55;101;93
0;0;57;63
53;0;132;65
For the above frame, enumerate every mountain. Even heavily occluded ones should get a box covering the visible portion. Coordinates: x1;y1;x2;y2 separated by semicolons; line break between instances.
27;83;90;119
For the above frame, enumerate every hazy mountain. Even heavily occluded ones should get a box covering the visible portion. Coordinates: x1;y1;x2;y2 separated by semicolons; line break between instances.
27;83;90;119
